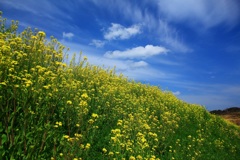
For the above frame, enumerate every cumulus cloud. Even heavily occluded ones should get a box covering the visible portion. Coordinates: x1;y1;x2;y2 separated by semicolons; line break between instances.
104;23;141;40
63;32;74;39
158;0;240;28
104;45;168;59
89;39;105;48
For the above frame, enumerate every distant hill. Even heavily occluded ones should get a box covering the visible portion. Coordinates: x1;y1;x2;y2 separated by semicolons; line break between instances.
210;107;240;126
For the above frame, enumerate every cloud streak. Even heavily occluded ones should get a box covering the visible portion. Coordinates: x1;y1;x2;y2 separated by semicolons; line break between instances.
104;45;168;59
157;0;240;28
158;20;192;53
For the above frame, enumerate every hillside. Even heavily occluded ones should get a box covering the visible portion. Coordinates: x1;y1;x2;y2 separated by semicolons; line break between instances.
1;14;240;160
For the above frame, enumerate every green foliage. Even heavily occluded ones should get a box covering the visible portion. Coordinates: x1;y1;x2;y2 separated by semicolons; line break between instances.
0;13;240;160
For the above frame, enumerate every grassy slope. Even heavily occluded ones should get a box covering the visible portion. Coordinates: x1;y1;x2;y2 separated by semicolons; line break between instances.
0;14;240;160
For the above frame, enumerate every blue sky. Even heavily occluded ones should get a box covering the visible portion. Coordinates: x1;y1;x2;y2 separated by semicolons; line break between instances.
1;0;240;110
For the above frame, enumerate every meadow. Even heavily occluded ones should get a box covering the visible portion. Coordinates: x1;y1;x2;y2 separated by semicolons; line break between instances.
0;12;240;160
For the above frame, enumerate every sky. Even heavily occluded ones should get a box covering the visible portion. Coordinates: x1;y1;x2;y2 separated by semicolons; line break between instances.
1;0;240;111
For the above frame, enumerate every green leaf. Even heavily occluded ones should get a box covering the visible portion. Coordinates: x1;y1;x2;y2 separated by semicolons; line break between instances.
1;134;7;144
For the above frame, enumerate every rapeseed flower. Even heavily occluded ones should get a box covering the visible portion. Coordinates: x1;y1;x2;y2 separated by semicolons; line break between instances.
67;100;72;105
92;113;98;119
85;143;91;149
63;135;69;139
88;119;94;124
108;151;114;156
37;31;46;37
102;148;107;153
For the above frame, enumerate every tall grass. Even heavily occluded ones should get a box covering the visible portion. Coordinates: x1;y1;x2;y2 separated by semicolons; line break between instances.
0;12;240;160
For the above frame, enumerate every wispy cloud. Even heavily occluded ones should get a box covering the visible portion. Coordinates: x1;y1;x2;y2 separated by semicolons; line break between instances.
157;0;240;28
104;23;141;40
91;0;192;53
104;45;168;59
89;39;105;48
157;20;192;53
91;0;143;23
63;32;74;39
2;0;72;20
128;60;148;68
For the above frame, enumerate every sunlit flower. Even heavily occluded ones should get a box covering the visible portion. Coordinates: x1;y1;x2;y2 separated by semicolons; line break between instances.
38;31;46;37
108;151;114;156
67;100;72;105
102;148;107;153
63;135;69;139
92;113;98;119
85;143;91;149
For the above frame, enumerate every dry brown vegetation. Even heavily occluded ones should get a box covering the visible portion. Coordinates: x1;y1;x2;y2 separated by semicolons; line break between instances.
210;107;240;126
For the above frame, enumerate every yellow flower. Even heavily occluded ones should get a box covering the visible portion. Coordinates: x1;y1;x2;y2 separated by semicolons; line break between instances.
43;85;50;90
56;122;62;126
80;144;84;149
129;156;136;160
67;100;72;105
81;93;88;99
92;113;98;119
102;148;107;153
108;151;114;156
85;143;91;149
0;82;7;86
88;119;94;124
136;155;143;160
117;120;123;126
63;135;69;139
38;31;46;37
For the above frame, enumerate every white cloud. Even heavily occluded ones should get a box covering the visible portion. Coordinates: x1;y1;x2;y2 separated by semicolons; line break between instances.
129;60;148;68
158;0;240;28
104;45;168;59
63;32;74;39
173;91;181;96
91;0;192;53
89;39;105;48
104;23;141;40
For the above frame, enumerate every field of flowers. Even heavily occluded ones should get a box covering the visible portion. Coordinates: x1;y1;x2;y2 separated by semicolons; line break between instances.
1;13;240;160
